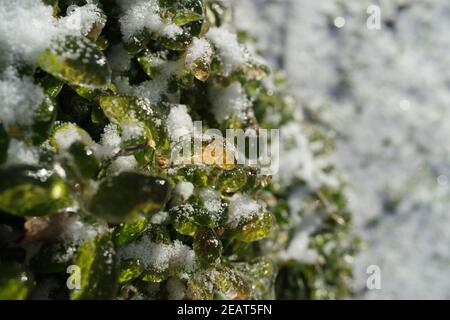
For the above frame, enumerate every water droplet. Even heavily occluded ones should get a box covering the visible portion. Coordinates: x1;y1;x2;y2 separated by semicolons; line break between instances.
334;17;346;28
437;175;448;186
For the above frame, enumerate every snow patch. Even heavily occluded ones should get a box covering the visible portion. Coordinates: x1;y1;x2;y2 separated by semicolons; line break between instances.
167;105;193;142
0;68;45;126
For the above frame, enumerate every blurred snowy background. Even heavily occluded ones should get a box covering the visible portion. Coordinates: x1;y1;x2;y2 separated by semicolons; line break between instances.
232;0;450;299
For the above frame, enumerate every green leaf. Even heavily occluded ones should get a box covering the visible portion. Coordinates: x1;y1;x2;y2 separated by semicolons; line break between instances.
32;97;57;145
89;172;172;224
170;204;198;236
158;0;177;8
159;31;192;51
215;166;247;194
193;228;222;265
95;35;109;51
72;82;116;101
71;232;119;300
137;51;167;78
123;32;150;55
233;258;275;299
51;123;95;151
38;75;64;98
187;266;250;300
68;142;100;180
119;259;143;284
0;165;71;217
0;264;34;300
173;10;203;26
42;0;59;17
98;96;169;151
39;35;111;89
113;217;151;247
83;7;107;42
233;211;273;243
171;165;209;187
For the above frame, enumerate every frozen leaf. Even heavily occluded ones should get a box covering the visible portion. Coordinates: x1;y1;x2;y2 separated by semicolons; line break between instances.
159;31;192;51
173;0;205;27
227;193;272;242
233;210;272;243
233;257;275;299
187;266;250;300
51;123;95;151
71;232;119;300
0;165;71;217
62;4;107;42
185;37;213;81
193;227;222;265
119;259;143;284
39;75;64;99
67;142;100;180
215;166;247;194
89;172;171;224
32;97;57;145
137;51;168;78
39;36;111;89
72;82;116;101
114;217;151;248
170;204;198;236
99;96;169;151
171;165;209;187
123;32;150;55
173;9;203;26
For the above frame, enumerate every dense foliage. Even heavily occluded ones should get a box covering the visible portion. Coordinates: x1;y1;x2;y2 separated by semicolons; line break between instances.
0;0;358;300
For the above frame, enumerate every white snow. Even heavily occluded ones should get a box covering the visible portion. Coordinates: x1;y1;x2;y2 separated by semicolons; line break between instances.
208;82;249;123
174;182;194;201
199;188;222;216
120;237;196;274
151;211;169;225
185;37;213;69
0;0;105;68
6;139;40;166
95;123;122;159
206;27;247;75
113;59;181;103
167;105;193;142
233;0;450;299
0;0;57;67
121;122;145;143
227;193;264;228
53;123;94;151
109;44;132;73
118;0;183;41
109;155;139;174
279;232;319;264
0;68;45;126
272;121;339;189
60;214;100;245
0;1;108;127
59;3;106;38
